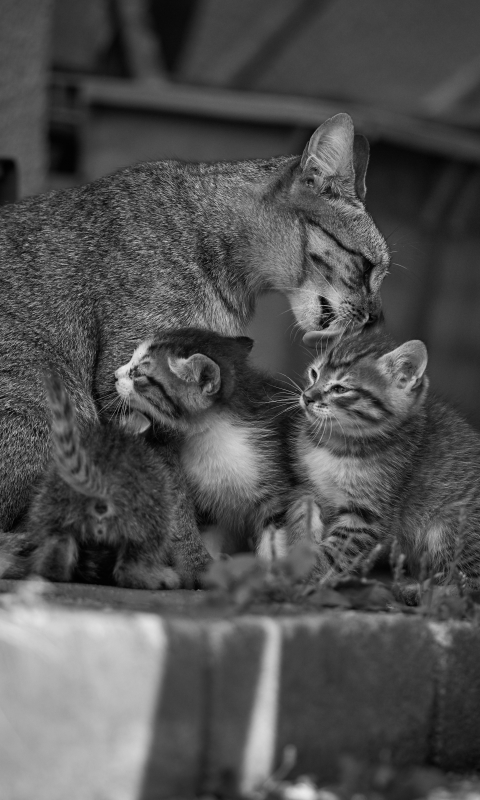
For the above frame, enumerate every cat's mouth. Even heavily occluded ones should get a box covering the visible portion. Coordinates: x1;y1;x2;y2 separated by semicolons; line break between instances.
300;395;330;418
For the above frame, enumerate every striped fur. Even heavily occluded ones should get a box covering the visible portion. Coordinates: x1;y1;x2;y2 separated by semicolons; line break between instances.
21;370;211;588
116;328;296;553
292;329;480;585
0;112;389;532
45;370;106;499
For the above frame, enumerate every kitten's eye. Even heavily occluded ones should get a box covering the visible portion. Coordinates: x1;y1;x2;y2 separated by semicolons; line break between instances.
131;364;151;384
309;367;318;383
330;384;350;394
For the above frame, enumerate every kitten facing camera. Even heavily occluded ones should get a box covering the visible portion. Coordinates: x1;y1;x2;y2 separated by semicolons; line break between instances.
291;329;480;585
17;370;210;588
115;328;296;555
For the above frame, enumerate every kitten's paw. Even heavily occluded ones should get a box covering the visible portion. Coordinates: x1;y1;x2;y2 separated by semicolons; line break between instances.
257;525;288;561
115;562;181;590
30;536;78;582
155;566;181;589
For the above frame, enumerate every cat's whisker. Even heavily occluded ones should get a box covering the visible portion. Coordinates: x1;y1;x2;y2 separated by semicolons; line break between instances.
277;373;304;394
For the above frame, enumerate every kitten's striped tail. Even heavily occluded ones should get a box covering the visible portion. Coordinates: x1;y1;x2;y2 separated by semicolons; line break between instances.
45;370;106;499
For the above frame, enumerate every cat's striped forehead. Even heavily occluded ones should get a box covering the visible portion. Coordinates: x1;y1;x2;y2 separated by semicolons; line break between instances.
322;331;395;371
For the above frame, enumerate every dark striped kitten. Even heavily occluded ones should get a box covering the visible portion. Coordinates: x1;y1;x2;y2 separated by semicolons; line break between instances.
20;371;210;588
115;328;295;554
290;330;480;584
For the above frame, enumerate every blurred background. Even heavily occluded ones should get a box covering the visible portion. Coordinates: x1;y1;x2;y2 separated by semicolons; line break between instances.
2;0;480;424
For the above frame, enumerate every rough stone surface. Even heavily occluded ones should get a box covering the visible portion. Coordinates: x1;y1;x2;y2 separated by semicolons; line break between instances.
204;618;280;796
430;621;480;771
277;613;437;784
139;619;209;799
0;585;479;798
0;607;167;800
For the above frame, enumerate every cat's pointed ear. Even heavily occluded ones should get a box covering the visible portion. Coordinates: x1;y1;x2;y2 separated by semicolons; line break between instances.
168;354;221;395
121;411;151;435
300;113;355;181
378;340;428;391
353;134;369;202
235;336;254;353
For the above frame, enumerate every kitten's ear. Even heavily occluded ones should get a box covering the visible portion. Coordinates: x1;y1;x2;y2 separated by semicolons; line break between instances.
120;411;151;435
235;336;254;353
378;341;428;391
353;134;369;202
300;113;355;181
168;354;221;395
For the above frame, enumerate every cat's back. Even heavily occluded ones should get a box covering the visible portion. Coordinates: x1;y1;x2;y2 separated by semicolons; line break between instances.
410;395;480;497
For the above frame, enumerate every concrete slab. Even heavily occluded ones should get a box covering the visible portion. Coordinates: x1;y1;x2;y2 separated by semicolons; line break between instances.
0;581;479;798
429;621;480;771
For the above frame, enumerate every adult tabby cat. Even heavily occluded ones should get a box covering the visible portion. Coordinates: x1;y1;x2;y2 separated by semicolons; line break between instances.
115;328;295;554
289;329;480;584
10;370;208;587
0;112;389;530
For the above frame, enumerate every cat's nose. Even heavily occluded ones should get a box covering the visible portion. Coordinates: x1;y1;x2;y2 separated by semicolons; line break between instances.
302;392;315;405
365;310;382;327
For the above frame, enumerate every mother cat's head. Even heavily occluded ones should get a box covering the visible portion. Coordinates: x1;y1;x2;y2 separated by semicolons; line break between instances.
253;113;389;336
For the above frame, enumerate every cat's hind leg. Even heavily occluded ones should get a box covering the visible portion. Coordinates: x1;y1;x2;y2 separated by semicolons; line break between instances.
0;410;51;531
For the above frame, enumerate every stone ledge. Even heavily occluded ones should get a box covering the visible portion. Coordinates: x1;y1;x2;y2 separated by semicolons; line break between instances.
0;585;479;799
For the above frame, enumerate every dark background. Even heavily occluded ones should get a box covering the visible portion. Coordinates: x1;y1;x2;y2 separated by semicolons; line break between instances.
3;0;480;424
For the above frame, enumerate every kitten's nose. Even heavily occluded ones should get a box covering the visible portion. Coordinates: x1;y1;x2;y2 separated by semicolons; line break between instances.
302;391;316;405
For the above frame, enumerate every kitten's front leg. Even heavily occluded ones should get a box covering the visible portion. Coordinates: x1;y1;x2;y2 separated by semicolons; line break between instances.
114;543;181;590
30;534;79;582
321;511;382;576
163;450;213;585
285;491;330;577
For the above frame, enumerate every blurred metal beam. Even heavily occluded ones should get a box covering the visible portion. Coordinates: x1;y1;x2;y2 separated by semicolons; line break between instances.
217;0;325;90
116;0;166;80
61;73;480;164
422;53;480;117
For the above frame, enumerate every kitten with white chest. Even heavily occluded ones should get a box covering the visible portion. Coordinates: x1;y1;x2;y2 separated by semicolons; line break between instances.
11;370;211;588
115;328;296;554
290;329;480;584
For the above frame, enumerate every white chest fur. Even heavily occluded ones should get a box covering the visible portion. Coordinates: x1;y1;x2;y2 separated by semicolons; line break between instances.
297;433;375;510
180;416;263;518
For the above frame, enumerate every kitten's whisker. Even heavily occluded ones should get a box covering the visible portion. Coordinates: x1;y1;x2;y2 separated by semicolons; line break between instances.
277;373;303;393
